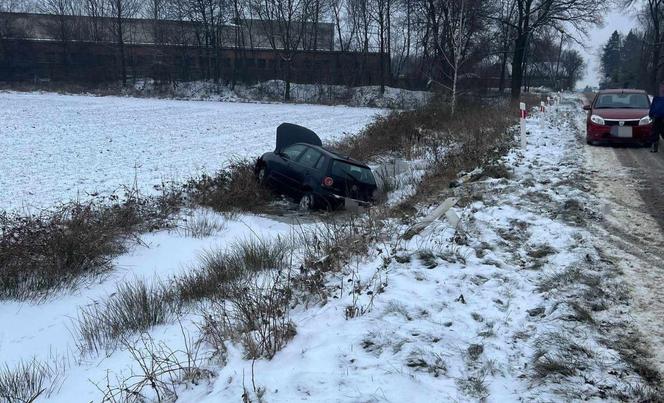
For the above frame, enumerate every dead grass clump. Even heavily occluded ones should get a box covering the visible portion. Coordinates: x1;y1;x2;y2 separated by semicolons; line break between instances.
532;333;593;380
0;193;176;300
177;210;226;238
612;331;662;386
184;160;272;213
177;238;289;303
405;350;447;377
0;359;65;403
75;281;179;354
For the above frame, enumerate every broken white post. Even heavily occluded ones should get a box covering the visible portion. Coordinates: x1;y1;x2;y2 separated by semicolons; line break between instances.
403;197;459;239
520;102;527;148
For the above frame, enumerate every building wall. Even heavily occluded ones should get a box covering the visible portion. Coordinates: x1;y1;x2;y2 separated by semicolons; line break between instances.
0;12;386;86
0;12;334;51
0;38;387;86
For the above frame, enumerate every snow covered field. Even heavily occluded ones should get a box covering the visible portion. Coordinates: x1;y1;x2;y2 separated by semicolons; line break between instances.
0;92;383;212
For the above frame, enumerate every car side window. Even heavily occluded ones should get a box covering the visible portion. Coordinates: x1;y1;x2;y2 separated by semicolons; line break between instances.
297;148;323;169
282;144;306;160
314;155;326;170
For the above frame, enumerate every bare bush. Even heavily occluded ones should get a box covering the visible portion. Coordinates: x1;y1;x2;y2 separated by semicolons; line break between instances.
200;270;296;360
98;329;213;403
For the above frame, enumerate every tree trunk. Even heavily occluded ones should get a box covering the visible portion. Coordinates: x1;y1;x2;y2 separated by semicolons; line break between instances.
285;58;291;101
511;32;528;100
498;50;508;93
652;29;661;94
118;21;126;85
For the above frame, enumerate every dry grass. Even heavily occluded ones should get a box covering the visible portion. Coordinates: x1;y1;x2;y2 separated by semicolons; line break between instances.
73;237;290;354
0;191;177;301
330;96;517;165
75;281;180;354
184;160;272;214
0;358;65;403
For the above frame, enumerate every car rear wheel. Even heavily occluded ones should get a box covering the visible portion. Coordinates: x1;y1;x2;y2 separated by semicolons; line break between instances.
298;192;316;211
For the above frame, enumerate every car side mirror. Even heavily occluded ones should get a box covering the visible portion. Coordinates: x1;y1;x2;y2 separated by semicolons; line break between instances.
582;105;591;111
277;151;289;159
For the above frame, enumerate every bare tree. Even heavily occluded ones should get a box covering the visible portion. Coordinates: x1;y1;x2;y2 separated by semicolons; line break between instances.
109;0;141;85
499;0;606;99
250;0;314;100
627;0;664;93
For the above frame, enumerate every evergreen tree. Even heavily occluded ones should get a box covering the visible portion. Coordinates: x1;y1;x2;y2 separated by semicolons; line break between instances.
621;30;644;89
600;31;623;89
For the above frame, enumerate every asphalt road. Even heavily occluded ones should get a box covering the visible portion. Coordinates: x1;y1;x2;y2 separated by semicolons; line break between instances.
587;142;664;372
614;145;664;232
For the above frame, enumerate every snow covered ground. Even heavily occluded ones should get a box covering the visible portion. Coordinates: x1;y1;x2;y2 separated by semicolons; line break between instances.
1;95;660;402
137;80;432;110
0;92;383;212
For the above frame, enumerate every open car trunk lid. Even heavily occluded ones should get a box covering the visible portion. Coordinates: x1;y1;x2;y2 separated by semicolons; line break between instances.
275;123;322;152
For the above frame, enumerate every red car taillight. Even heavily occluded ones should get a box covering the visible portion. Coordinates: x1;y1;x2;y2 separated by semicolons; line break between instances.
322;176;334;187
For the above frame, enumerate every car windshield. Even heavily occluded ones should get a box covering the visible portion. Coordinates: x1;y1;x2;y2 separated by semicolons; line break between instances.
594;93;650;109
331;160;376;185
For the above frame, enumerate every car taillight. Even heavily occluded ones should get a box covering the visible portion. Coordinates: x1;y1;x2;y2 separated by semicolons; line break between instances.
322;177;334;187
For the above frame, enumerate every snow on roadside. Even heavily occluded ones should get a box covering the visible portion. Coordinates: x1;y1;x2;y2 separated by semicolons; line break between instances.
0;92;383;213
176;95;656;402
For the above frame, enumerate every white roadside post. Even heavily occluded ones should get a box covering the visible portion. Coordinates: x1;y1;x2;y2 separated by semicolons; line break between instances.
520;102;527;148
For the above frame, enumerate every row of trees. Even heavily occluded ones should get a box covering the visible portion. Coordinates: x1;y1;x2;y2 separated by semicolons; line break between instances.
599;30;645;89
599;1;664;94
1;0;605;98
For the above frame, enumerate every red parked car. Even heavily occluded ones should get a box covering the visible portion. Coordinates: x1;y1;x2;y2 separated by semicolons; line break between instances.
584;89;653;146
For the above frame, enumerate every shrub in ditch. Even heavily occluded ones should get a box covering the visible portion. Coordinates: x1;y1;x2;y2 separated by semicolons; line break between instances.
0;193;177;300
184;160;272;213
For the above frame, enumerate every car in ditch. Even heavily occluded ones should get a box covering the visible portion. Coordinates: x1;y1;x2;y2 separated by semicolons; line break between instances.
254;123;378;210
584;89;653;146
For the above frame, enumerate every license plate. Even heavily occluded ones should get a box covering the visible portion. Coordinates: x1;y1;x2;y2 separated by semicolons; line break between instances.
611;126;633;138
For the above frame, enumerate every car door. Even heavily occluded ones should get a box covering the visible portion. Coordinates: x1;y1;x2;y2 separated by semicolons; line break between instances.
289;147;324;196
271;144;307;190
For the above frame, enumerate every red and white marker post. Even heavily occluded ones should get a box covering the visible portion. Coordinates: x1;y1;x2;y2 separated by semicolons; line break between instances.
540;101;546;113
520;102;527;148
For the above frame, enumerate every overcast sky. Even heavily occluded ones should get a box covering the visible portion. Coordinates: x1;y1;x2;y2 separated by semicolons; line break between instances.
575;8;639;89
